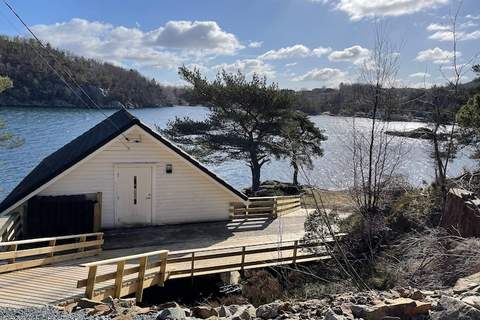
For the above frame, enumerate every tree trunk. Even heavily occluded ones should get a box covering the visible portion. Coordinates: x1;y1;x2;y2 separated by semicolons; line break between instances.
250;159;261;193
292;159;299;186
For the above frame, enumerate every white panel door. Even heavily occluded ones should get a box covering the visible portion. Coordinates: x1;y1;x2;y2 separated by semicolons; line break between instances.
115;165;152;226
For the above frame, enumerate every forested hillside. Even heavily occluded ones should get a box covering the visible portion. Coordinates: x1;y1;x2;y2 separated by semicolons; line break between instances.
294;80;480;121
0;36;187;108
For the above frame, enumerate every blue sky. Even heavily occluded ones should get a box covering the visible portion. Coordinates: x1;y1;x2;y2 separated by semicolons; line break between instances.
0;0;478;89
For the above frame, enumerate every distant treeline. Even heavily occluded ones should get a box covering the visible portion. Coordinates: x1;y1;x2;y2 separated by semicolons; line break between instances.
294;80;480;121
0;36;188;108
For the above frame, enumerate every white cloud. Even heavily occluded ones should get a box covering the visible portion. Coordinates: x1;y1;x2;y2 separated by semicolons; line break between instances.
428;29;480;41
409;72;431;78
331;0;449;21
31;18;243;70
293;67;349;87
145;20;243;54
312;46;332;57
214;59;275;78
415;47;460;64
328;45;370;65
460;21;479;29
258;44;311;60
426;23;450;31
285;62;298;67
248;41;263;48
466;14;480;20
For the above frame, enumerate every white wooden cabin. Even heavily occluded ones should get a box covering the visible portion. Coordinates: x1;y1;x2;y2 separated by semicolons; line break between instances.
0;109;247;235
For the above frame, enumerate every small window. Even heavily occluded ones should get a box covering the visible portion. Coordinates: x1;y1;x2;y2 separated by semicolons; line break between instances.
133;175;137;205
166;164;173;174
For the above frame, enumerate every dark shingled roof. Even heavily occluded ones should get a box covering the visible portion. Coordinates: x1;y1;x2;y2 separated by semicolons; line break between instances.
0;109;247;213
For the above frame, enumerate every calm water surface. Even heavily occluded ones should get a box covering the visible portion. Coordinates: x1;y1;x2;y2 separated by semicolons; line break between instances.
0;106;476;200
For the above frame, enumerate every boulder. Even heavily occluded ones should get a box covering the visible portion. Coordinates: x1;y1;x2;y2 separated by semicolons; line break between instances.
324;308;348;320
454;273;480;294
431;296;480;320
157;307;187;320
191;306;218;319
77;298;104;309
462;296;480;309
88;303;111;316
350;298;430;320
218;304;256;319
256;301;286;319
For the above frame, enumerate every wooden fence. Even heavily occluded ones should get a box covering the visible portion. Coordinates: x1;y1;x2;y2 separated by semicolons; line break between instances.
77;250;168;302
230;195;302;219
0;232;103;273
77;236;342;303
0;212;22;242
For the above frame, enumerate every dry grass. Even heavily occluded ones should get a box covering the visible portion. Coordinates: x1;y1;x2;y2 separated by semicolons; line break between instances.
303;189;355;212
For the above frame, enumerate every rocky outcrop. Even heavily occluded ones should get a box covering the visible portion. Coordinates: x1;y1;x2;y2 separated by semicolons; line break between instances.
54;273;480;320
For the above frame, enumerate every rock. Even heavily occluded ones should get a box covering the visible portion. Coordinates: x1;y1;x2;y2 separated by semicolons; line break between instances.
77;298;104;309
411;290;425;300
156;301;181;310
63;302;78;313
112;315;133;320
351;298;430;320
218;305;256;319
454;273;480;294
256;301;285;319
115;297;137;309
431;296;480;320
462;296;480;310
191;306;218;319
157;307;187;320
324;308;346;320
232;304;256;320
89;303;111;316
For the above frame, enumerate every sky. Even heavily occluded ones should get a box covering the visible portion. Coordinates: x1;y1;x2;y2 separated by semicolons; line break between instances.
0;0;479;90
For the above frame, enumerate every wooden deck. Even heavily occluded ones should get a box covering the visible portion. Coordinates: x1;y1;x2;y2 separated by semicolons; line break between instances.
0;238;336;308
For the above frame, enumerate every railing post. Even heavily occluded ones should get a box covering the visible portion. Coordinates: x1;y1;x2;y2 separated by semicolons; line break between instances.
8;244;17;263
48;239;56;257
96;234;103;250
240;246;246;271
273;198;278;218
190;252;195;278
292;241;298;265
85;266;98;299
78;235;87;252
158;252;168;286
136;256;148;303
114;260;125;298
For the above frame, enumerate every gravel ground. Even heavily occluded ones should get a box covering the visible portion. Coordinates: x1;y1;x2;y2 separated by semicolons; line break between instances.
0;307;104;320
0;306;161;320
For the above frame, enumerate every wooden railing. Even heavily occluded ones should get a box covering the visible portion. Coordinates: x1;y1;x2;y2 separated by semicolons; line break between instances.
77;235;344;303
0;212;22;242
0;232;103;273
77;250;169;303
230;195;302;219
166;237;338;280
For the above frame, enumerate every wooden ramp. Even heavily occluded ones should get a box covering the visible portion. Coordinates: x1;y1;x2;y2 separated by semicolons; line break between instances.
0;237;340;308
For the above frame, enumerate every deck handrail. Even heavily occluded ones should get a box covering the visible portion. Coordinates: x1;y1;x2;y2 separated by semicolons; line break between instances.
0;232;103;247
230;195;303;219
0;232;104;273
81;249;169;267
168;234;346;256
77;235;343;303
78;249;169;303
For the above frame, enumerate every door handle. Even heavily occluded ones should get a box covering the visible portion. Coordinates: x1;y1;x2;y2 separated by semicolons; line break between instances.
146;193;151;200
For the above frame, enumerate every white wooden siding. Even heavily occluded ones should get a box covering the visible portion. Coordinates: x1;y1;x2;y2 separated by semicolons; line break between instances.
39;125;242;228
